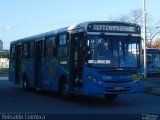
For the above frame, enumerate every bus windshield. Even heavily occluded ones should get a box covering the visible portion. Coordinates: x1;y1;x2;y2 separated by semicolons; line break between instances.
86;35;141;68
147;53;160;68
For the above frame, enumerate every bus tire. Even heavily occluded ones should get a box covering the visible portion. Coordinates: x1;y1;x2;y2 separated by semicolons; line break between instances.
23;75;29;91
59;78;71;101
105;94;118;101
62;83;69;96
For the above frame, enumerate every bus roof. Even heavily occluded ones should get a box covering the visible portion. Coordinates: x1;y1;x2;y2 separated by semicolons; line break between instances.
146;48;160;53
10;21;141;45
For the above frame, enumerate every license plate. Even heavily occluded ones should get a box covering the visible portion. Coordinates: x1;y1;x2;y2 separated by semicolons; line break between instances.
114;86;124;90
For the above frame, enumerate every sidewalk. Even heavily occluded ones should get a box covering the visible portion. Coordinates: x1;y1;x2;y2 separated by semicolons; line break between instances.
0;73;8;81
144;77;160;96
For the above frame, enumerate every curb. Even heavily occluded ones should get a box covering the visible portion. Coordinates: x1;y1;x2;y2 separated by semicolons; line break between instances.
144;87;160;96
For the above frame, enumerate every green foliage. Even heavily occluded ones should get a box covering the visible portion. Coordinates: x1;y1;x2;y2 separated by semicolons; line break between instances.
0;52;9;59
0;68;8;73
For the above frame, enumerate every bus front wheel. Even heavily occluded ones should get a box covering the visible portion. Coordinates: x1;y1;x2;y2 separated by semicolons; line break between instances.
59;81;72;100
105;94;118;101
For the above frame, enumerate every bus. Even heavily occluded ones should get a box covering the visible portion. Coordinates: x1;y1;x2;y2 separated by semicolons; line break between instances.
9;21;143;100
143;48;160;77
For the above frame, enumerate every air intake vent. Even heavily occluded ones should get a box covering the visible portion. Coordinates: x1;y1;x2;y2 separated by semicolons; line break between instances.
99;70;137;76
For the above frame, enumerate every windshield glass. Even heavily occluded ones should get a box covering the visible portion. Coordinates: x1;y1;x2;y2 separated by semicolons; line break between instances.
86;35;141;68
147;53;160;68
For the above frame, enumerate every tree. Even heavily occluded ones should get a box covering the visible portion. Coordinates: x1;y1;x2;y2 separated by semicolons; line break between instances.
116;9;143;25
0;52;9;59
116;9;160;48
150;38;160;49
147;23;160;47
130;9;143;25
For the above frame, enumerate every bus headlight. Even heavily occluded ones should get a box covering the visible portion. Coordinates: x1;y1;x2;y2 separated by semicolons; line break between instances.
132;74;139;81
98;81;103;84
92;78;97;83
86;73;92;79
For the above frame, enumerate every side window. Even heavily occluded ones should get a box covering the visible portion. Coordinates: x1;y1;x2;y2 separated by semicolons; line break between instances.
23;43;27;58
59;34;67;46
10;44;15;60
45;36;56;58
57;34;68;57
23;43;28;59
22;41;34;59
29;41;35;58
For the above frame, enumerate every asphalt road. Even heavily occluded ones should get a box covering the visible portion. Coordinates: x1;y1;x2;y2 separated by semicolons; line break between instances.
0;74;160;120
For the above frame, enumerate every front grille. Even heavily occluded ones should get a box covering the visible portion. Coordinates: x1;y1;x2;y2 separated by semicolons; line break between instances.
103;80;132;83
107;90;130;92
105;86;131;92
99;70;137;76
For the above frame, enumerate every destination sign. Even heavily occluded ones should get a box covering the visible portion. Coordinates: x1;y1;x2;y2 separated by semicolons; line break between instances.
87;23;140;33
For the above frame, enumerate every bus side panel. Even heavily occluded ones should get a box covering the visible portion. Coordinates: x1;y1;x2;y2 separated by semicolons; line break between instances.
41;58;57;90
28;60;35;87
41;58;48;89
22;59;35;88
41;58;70;92
9;60;15;83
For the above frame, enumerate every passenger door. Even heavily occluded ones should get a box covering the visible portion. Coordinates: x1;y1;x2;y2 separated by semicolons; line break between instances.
70;32;85;93
35;40;43;88
15;45;22;84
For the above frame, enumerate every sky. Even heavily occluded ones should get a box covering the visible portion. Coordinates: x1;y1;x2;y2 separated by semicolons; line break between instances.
0;0;159;49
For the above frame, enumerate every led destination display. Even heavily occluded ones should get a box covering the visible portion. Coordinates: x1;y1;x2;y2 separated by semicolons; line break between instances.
87;23;141;34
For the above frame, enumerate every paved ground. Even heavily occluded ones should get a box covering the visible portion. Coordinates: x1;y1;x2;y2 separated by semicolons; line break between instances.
0;73;160;120
144;77;160;96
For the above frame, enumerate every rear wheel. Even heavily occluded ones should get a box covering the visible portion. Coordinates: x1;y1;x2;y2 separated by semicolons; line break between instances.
23;75;29;91
105;94;118;101
62;83;69;97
